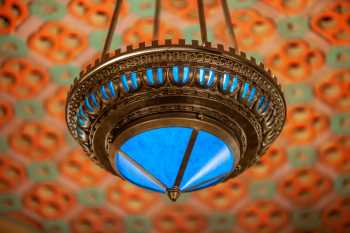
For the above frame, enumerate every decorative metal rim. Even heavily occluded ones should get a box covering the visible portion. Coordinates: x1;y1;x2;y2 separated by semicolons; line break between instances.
65;39;287;186
108;117;241;192
66;40;286;133
64;0;287;201
91;91;257;176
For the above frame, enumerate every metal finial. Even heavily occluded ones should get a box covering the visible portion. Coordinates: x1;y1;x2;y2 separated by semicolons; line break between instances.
167;187;180;202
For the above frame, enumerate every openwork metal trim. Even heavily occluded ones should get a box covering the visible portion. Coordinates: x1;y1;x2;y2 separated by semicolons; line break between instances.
65;39;286;181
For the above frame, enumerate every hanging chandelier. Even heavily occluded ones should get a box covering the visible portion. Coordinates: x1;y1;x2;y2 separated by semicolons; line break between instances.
65;0;286;201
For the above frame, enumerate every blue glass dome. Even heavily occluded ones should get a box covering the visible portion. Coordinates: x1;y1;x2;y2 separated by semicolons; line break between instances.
114;127;235;196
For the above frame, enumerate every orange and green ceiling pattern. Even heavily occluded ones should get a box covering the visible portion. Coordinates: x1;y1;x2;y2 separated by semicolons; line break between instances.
0;0;350;233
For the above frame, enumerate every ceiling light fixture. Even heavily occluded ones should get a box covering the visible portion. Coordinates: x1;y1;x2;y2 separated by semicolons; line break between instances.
65;0;286;201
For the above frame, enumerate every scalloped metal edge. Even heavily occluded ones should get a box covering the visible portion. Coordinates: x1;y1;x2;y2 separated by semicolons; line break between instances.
68;39;283;98
65;39;287;147
65;39;287;137
64;39;288;177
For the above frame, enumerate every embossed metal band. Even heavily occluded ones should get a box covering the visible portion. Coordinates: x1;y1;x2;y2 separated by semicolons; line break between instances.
65;39;286;178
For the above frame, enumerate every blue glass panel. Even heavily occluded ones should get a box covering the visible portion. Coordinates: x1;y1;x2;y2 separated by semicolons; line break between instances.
183;66;190;83
242;82;249;99
90;94;99;108
115;153;165;192
172;66;179;83
121;74;129;92
78;118;86;127
84;97;94;112
130;72;138;89
207;69;215;87
222;73;229;91
185;175;225;192
78;105;88;120
230;75;238;92
100;85;109;100
108;81;116;97
263;99;270;112
157;68;163;84
198;68;205;86
248;87;256;103
120;127;193;188
258;96;265;109
180;130;234;191
78;104;90;126
146;69;154;85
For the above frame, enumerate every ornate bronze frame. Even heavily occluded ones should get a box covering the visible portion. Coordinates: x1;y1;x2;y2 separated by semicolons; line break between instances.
65;0;287;201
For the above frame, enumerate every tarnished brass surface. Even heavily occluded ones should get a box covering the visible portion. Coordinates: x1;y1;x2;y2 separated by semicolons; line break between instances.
65;39;286;184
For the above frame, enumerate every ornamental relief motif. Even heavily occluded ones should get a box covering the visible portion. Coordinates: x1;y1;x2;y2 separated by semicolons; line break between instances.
84;87;263;169
66;44;286;172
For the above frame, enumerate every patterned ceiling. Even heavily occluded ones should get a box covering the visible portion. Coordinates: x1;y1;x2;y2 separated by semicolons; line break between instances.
0;0;349;233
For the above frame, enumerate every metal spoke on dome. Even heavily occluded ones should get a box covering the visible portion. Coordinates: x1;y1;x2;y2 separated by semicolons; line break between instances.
169;129;198;201
65;0;287;202
117;150;167;191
